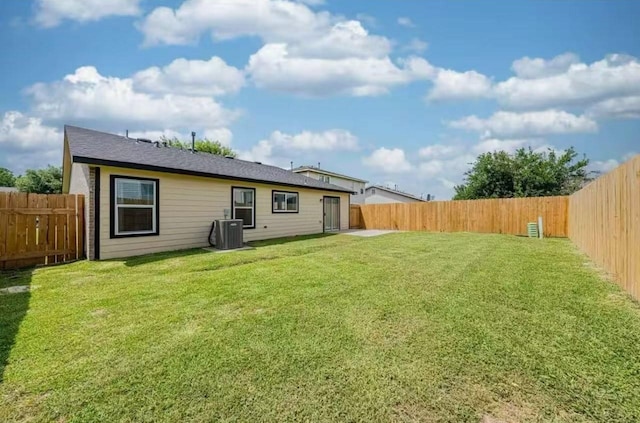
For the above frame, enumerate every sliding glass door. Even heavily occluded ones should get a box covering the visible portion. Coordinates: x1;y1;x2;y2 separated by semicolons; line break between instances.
323;197;340;232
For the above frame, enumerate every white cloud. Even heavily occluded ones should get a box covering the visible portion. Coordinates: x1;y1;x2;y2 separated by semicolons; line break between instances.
589;159;620;174
511;53;580;79
473;138;536;154
427;69;493;101
397;17;416;28
404;38;428;54
449;110;598;138
267;129;359;151
417;154;474;179
418;144;461;159
34;0;141;28
139;1;434;98
363;147;412;173
202;128;234;146
139;0;335;46
239;129;358;165
0;111;62;172
495;54;640;109
246;44;433;96
238;140;274;164
415;53;640;119
26;66;239;130
587;95;640;119
295;0;325;5
132;56;245;97
287;20;391;59
138;0;435;98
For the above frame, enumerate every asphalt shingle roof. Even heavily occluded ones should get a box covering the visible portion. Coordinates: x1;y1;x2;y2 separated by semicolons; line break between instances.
65;125;353;193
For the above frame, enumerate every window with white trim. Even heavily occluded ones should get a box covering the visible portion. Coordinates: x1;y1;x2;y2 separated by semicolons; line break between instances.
272;191;298;213
232;187;255;228
112;177;158;236
319;175;330;183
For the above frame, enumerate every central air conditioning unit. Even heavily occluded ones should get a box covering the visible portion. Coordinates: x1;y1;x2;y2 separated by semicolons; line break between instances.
212;219;244;250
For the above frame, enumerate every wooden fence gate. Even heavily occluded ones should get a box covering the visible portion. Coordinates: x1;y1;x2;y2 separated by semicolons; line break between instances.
0;193;85;270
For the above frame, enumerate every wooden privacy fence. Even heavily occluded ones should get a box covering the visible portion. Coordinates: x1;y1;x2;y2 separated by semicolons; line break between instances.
349;205;361;229
568;154;640;300
0;193;85;270
351;196;569;237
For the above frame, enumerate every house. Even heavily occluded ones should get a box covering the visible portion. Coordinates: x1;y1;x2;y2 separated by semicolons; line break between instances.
292;165;368;204
364;185;427;204
62;126;353;260
0;187;18;193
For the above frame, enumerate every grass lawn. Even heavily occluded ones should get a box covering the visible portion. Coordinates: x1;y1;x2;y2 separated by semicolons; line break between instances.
1;232;640;422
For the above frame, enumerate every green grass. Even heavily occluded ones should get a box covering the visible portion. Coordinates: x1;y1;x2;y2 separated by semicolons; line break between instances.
1;232;640;422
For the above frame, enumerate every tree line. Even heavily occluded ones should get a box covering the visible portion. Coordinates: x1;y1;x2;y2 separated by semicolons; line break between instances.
453;147;593;200
0;165;63;194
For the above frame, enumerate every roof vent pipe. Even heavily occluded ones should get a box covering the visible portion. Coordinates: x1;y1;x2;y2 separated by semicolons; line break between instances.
317;162;320;169
125;129;129;138
191;131;196;153
290;161;293;170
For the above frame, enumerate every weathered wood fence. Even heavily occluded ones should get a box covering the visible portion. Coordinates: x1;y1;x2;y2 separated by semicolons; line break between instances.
350;196;569;237
568;154;640;300
0;193;85;270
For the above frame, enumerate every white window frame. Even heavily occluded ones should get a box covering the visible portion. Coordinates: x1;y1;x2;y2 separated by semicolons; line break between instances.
113;177;158;237
232;187;255;229
319;175;330;183
272;190;299;213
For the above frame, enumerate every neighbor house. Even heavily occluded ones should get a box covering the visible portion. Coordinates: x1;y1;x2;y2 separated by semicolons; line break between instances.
364;185;427;204
62;126;353;260
292;165;367;204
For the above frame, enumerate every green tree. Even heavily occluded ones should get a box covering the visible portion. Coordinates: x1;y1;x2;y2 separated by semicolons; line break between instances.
15;165;63;194
453;147;592;200
0;167;16;187
160;136;236;158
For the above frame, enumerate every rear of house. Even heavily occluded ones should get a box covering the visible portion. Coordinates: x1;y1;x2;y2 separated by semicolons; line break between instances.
63;126;352;260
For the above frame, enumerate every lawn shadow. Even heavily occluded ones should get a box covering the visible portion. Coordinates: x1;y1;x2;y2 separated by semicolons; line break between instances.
0;267;34;383
248;232;337;248
122;248;212;267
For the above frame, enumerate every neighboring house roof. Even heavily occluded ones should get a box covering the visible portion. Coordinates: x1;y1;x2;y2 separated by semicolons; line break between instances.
65;126;354;194
0;187;18;192
366;185;426;202
292;166;368;183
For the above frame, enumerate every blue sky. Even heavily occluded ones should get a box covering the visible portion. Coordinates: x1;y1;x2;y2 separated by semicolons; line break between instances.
1;0;639;199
